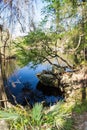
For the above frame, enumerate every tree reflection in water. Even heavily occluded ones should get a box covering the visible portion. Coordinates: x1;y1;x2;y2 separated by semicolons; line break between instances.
4;60;64;107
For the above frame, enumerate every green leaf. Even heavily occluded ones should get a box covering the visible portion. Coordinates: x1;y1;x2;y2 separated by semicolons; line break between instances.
0;111;19;120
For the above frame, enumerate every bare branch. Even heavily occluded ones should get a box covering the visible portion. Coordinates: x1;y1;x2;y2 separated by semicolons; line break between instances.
42;41;72;68
66;34;85;53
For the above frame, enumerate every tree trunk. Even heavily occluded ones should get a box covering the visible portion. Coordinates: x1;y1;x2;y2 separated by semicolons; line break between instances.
0;50;7;108
84;48;87;60
81;0;87;61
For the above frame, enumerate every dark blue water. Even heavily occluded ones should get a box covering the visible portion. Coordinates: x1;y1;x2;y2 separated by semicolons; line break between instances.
7;62;64;106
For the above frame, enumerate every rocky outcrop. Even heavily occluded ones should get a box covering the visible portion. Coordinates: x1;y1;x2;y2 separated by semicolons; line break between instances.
37;72;59;88
37;66;87;98
61;66;87;98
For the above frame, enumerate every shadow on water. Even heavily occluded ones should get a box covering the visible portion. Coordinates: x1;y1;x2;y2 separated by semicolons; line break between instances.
3;60;64;107
6;80;64;107
37;81;63;97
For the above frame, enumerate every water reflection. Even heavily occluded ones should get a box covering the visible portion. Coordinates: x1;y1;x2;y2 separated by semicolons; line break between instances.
7;62;64;106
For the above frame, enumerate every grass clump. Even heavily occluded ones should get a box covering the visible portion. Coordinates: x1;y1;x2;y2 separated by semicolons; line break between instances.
44;102;74;130
32;103;43;126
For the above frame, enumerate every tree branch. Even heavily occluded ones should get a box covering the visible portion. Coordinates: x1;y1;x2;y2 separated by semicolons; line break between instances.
42;41;72;68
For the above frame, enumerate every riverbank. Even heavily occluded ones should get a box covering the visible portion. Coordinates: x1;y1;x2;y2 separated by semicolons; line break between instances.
0;91;87;130
0;65;87;130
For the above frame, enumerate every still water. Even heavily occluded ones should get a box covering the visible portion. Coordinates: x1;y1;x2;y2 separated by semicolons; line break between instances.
6;61;64;106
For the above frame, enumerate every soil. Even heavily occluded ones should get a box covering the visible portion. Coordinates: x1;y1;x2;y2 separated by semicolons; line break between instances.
72;112;87;130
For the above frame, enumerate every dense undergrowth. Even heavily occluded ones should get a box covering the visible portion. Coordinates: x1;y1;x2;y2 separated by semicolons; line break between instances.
0;97;87;130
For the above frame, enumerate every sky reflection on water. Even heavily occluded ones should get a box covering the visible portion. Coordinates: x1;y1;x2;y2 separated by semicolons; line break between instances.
7;62;64;106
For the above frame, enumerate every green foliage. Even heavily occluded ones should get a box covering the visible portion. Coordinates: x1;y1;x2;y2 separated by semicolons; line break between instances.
0;100;87;130
32;103;43;126
62;118;74;130
0;102;74;130
42;102;74;129
11;0;87;68
81;60;87;65
14;30;53;67
23;30;49;45
7;106;31;130
0;110;19;120
41;0;78;31
73;101;87;114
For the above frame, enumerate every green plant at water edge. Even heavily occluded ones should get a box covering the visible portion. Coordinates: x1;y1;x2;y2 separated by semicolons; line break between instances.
31;103;43;126
0;106;31;130
0;110;19;120
0;104;43;130
43;102;74;130
0;102;76;130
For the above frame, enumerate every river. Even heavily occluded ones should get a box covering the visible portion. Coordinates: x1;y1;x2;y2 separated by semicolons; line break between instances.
4;60;64;106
